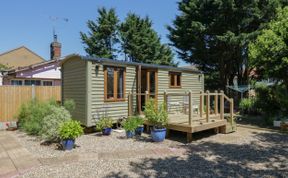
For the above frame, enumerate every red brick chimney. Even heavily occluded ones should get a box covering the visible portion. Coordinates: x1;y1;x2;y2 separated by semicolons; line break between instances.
50;34;61;60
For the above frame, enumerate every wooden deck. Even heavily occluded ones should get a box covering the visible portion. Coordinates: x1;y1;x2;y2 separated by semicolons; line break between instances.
167;114;227;133
144;113;228;142
130;90;234;142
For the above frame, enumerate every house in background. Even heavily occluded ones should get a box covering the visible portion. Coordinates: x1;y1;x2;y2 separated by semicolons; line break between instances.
0;35;62;86
0;46;44;69
2;59;61;86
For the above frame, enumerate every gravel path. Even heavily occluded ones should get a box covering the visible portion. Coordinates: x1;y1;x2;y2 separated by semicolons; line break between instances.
10;127;288;178
12;130;179;159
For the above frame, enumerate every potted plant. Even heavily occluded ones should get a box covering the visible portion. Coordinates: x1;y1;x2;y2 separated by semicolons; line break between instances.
58;120;84;150
134;116;144;136
122;118;137;138
144;99;168;142
96;117;113;135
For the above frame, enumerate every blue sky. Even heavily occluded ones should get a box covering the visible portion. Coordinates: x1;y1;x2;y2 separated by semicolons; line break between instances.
0;0;186;65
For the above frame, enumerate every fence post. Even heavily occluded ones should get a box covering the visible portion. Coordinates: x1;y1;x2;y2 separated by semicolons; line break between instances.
188;90;193;125
214;90;218;115
31;84;35;100
200;91;203;118
206;90;210;122
220;90;224;120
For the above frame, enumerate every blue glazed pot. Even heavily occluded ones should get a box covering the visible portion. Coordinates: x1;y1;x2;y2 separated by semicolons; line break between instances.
102;128;112;135
126;131;135;138
135;126;144;136
151;128;166;142
62;139;75;150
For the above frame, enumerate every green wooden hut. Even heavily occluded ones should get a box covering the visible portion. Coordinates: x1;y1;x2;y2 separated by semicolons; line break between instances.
61;54;204;127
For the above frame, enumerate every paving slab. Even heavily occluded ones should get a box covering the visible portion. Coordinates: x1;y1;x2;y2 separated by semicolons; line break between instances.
0;131;41;177
0;157;18;177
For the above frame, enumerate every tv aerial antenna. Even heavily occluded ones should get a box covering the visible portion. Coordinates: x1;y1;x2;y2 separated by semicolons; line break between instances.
49;16;69;40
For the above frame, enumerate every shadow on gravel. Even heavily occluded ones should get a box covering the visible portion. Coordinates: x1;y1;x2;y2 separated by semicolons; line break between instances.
105;132;288;178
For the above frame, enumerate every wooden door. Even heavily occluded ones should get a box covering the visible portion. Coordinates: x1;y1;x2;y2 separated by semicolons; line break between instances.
140;69;158;111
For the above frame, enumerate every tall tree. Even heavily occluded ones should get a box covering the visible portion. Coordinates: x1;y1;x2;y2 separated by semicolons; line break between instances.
80;8;119;59
249;7;288;90
119;13;175;65
168;0;287;89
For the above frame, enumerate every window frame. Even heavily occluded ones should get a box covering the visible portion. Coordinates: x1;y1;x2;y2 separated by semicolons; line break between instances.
169;72;181;88
104;66;126;102
24;79;41;86
11;80;23;86
42;80;53;86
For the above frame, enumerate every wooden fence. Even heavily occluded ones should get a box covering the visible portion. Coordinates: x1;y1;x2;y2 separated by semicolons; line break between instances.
0;86;61;122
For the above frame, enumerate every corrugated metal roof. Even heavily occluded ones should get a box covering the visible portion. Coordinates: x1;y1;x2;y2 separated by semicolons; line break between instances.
78;55;202;74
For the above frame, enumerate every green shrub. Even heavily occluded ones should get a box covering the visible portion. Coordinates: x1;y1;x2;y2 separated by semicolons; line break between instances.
144;99;156;123
18;100;52;135
122;118;138;132
40;106;71;141
239;98;255;114
96;117;113;130
254;84;280;116
273;85;288;115
132;116;144;126
18;99;74;141
144;99;168;128
63;99;75;114
253;83;288;117
47;98;59;106
58;120;84;140
264;116;275;126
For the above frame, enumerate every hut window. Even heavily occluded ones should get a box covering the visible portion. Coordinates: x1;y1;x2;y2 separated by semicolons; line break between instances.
104;66;126;101
169;72;181;88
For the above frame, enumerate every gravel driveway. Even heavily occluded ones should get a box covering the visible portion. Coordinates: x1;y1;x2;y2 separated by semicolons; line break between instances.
10;127;288;178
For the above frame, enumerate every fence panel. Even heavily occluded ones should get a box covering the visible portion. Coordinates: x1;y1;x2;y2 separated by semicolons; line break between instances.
0;86;61;122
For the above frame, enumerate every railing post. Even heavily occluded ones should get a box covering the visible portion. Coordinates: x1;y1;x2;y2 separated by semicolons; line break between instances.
220;90;224;120
188;90;193;125
214;90;218;115
230;98;234;120
164;90;167;112
206;90;210;122
200;91;203;118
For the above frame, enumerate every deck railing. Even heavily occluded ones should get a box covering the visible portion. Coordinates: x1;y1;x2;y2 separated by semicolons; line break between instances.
127;90;234;126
